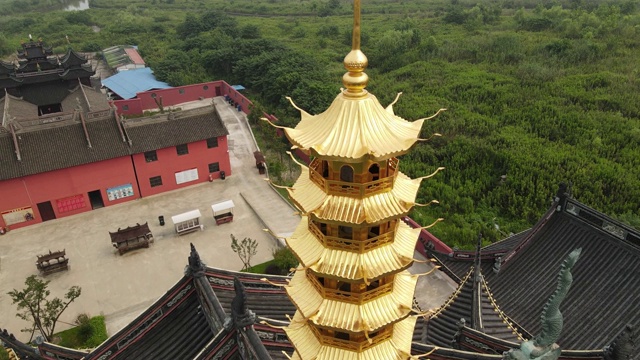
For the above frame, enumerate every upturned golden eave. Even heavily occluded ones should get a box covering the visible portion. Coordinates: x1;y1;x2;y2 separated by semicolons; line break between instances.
285;313;417;360
286;218;420;281
287;168;430;225
284;270;418;333
273;93;435;161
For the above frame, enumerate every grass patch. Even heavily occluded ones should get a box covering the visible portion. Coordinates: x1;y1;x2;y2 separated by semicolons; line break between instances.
244;259;277;274
56;316;108;349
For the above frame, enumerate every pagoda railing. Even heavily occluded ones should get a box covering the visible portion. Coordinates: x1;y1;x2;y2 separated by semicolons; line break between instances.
306;271;393;305
308;158;398;198
308;323;392;352
308;222;394;253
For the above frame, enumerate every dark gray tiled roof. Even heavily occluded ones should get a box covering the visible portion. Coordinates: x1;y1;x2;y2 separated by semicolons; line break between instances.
484;199;640;352
426;267;525;348
204;267;295;322
124;106;229;154
0;328;45;360
0;115;130;180
429;229;532;282
86;277;214;360
1;105;228;181
483;229;531;252
411;342;605;360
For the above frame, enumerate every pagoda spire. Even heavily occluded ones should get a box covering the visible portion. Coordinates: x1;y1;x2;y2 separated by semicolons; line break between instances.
279;1;445;359
342;0;368;97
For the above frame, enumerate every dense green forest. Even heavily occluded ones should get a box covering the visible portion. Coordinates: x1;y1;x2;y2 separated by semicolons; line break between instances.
1;0;638;248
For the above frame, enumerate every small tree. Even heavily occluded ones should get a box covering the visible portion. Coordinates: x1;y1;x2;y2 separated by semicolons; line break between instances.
230;234;258;271
8;275;82;342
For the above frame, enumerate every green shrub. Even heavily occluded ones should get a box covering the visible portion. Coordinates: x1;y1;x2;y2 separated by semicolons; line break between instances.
75;313;93;344
272;247;298;273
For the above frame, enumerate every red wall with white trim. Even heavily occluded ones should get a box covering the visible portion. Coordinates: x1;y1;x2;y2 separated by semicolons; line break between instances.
132;136;231;198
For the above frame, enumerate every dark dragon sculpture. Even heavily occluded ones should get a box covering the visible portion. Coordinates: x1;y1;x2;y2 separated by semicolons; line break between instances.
504;248;582;360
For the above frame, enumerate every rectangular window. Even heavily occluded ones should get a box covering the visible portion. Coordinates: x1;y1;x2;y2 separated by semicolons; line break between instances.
208;162;220;173
179;89;185;94
144;150;158;162
122;105;129;111
149;176;163;187
176;144;189;156
206;137;218;148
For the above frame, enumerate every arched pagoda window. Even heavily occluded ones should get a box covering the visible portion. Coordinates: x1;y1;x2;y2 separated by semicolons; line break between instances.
340;165;354;183
368;163;380;181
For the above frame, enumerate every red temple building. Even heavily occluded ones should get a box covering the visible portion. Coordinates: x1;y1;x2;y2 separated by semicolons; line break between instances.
0;40;247;231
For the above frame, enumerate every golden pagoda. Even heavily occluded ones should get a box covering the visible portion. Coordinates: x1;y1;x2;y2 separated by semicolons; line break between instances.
270;1;444;358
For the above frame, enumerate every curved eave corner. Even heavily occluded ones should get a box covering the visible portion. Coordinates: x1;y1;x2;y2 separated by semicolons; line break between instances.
283;92;426;160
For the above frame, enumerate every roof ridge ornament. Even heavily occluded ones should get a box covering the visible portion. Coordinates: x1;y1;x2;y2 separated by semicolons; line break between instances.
342;0;369;98
224;277;256;330
186;243;205;277
503;248;582;360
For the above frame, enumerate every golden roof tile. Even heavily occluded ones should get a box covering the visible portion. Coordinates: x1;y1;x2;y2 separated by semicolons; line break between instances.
285;270;417;332
287;218;420;281
288;169;423;224
286;314;416;360
282;93;427;161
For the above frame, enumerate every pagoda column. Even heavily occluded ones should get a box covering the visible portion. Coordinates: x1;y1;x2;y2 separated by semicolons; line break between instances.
270;1;445;358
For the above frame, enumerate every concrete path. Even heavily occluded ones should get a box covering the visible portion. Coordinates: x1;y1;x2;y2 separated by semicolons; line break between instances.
0;98;455;342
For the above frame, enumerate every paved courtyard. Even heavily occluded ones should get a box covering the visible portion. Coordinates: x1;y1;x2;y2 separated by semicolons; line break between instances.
0;97;456;342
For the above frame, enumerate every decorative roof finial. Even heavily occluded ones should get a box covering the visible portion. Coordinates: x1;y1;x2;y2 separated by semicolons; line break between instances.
503;248;582;360
186;243;205;277
342;0;368;97
224;277;256;330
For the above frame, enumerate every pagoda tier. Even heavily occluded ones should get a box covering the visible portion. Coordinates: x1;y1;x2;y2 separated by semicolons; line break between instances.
282;93;428;162
286;312;416;360
285;269;417;332
287;217;420;281
287;166;428;224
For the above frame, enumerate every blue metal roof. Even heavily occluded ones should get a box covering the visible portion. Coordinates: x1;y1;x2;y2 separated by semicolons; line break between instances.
231;85;245;91
102;68;171;100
